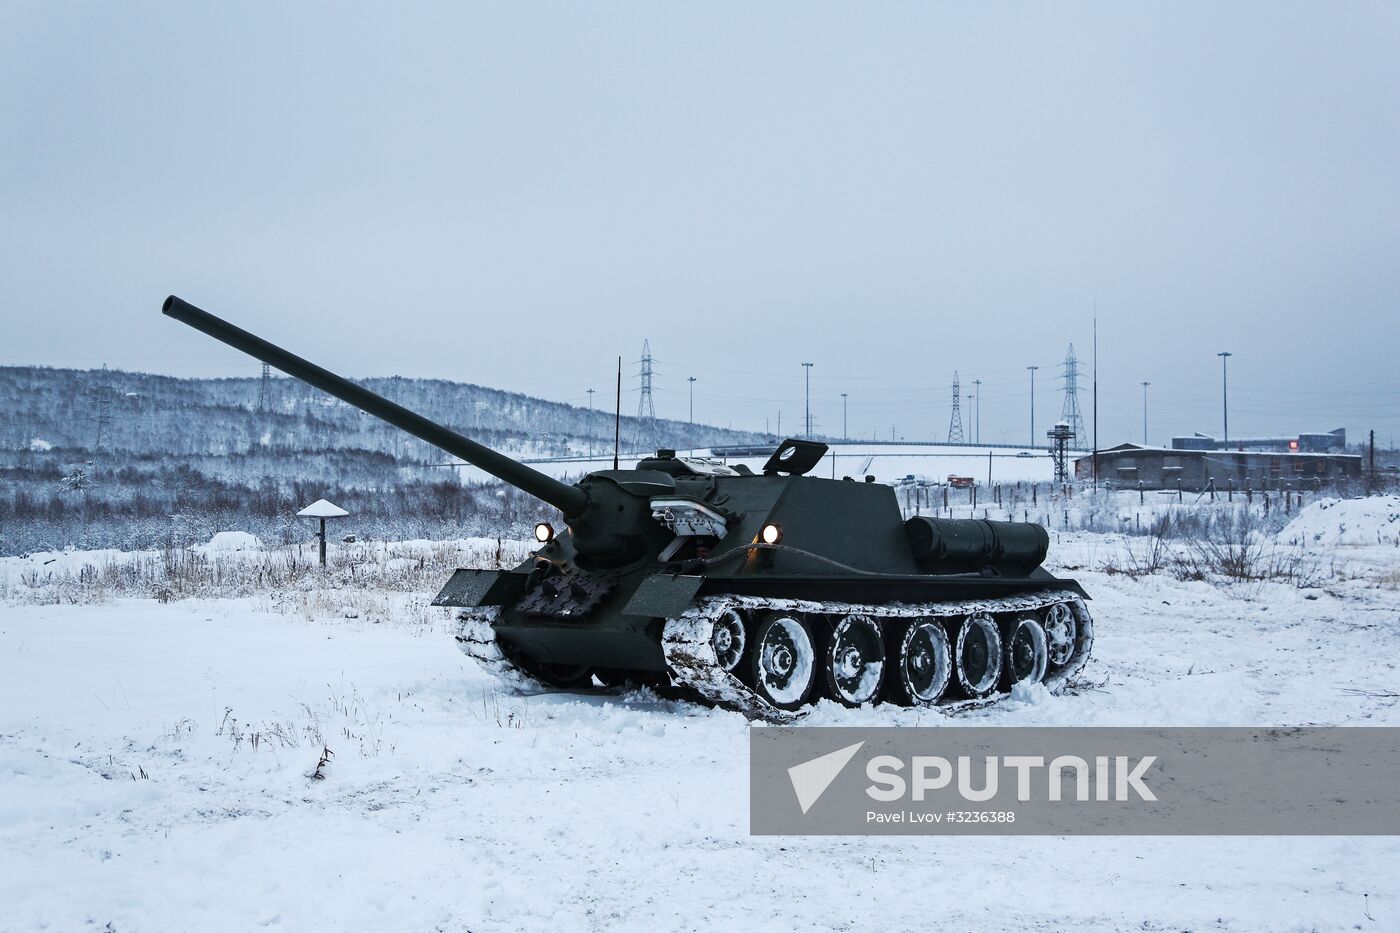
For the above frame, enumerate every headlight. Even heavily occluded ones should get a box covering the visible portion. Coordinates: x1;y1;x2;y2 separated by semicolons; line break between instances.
534;522;555;543
760;522;783;545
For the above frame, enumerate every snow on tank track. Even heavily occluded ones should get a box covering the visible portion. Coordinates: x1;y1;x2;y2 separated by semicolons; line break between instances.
661;592;1093;722
454;607;557;693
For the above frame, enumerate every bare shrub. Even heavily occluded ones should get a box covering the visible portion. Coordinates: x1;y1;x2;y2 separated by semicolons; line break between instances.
1171;510;1320;586
1115;532;1173;578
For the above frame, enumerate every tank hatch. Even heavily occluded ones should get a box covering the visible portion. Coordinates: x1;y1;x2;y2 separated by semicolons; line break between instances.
762;439;829;476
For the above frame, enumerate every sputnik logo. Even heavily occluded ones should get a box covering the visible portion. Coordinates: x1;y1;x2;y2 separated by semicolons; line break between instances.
787;741;865;814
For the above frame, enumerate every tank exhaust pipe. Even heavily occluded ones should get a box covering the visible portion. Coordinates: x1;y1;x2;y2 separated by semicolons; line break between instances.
162;296;589;517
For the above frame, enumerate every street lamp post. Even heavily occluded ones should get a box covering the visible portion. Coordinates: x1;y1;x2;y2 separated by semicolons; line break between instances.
1026;365;1038;448
687;376;696;424
586;387;595;458
1217;352;1232;445
1141;381;1150;445
973;379;982;444
840;392;848;442
802;362;814;438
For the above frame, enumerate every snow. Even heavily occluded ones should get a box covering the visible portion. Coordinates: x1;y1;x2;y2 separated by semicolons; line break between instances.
1280;494;1400;546
28;438;52;451
2;523;1399;930
297;498;350;518
190;530;264;553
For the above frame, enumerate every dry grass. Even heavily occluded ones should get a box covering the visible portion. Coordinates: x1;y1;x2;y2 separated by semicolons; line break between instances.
4;538;533;610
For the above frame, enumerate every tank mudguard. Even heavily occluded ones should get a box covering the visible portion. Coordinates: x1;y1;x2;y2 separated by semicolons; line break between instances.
621;574;705;619
432;569;528;608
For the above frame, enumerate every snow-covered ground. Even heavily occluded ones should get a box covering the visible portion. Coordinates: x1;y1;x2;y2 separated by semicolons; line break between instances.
2;500;1399;931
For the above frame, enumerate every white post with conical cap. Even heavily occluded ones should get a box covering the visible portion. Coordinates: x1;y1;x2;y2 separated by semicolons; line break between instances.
298;498;349;567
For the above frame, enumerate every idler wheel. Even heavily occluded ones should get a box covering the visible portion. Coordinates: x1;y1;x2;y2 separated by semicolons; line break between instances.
952;613;1003;699
710;609;748;673
1042;602;1077;667
1001;615;1049;689
891;619;952;706
822;614;887;707
749;614;818;710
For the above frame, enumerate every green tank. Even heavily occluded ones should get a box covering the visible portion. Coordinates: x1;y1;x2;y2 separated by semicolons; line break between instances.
164;295;1093;717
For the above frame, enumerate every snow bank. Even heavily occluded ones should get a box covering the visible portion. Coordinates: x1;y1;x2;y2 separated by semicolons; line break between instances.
1279;495;1400;546
190;530;265;553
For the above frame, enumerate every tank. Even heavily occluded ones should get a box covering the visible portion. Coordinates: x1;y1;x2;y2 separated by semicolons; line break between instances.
164;295;1093;718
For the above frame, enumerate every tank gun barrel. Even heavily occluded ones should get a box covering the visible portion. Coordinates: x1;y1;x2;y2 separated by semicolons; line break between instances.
162;296;589;517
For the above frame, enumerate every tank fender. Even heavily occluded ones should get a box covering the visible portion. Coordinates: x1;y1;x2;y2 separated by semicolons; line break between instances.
432;569;527;608
621;574;705;619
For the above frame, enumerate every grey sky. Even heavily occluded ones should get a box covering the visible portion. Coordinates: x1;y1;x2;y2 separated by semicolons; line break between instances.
3;3;1397;447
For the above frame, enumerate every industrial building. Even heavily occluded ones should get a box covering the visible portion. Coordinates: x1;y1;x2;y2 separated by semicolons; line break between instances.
1170;428;1346;452
1076;443;1362;491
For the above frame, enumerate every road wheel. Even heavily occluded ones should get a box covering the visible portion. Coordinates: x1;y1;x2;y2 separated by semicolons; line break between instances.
952;613;1002;699
1043;602;1076;667
710;608;748;673
1001;615;1048;689
750;614;818;710
889;619;952;707
822;614;886;707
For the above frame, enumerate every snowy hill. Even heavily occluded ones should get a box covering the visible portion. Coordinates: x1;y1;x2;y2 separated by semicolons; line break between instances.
0;366;770;555
0;365;767;459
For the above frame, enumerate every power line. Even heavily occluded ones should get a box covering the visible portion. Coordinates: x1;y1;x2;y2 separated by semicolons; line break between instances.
256;362;272;414
947;371;965;443
85;364;115;452
1060;343;1085;444
637;339;657;452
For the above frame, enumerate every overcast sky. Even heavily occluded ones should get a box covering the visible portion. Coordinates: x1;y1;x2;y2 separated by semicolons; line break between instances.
3;3;1397;447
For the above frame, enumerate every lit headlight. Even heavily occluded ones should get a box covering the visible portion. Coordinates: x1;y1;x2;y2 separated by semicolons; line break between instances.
760;522;783;545
534;522;555;543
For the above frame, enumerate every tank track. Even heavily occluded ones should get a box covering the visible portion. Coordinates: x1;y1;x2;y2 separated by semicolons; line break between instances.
661;592;1093;722
454;607;556;694
455;593;1093;721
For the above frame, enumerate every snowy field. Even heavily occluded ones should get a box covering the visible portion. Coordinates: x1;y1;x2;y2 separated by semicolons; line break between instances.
2;499;1399;931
